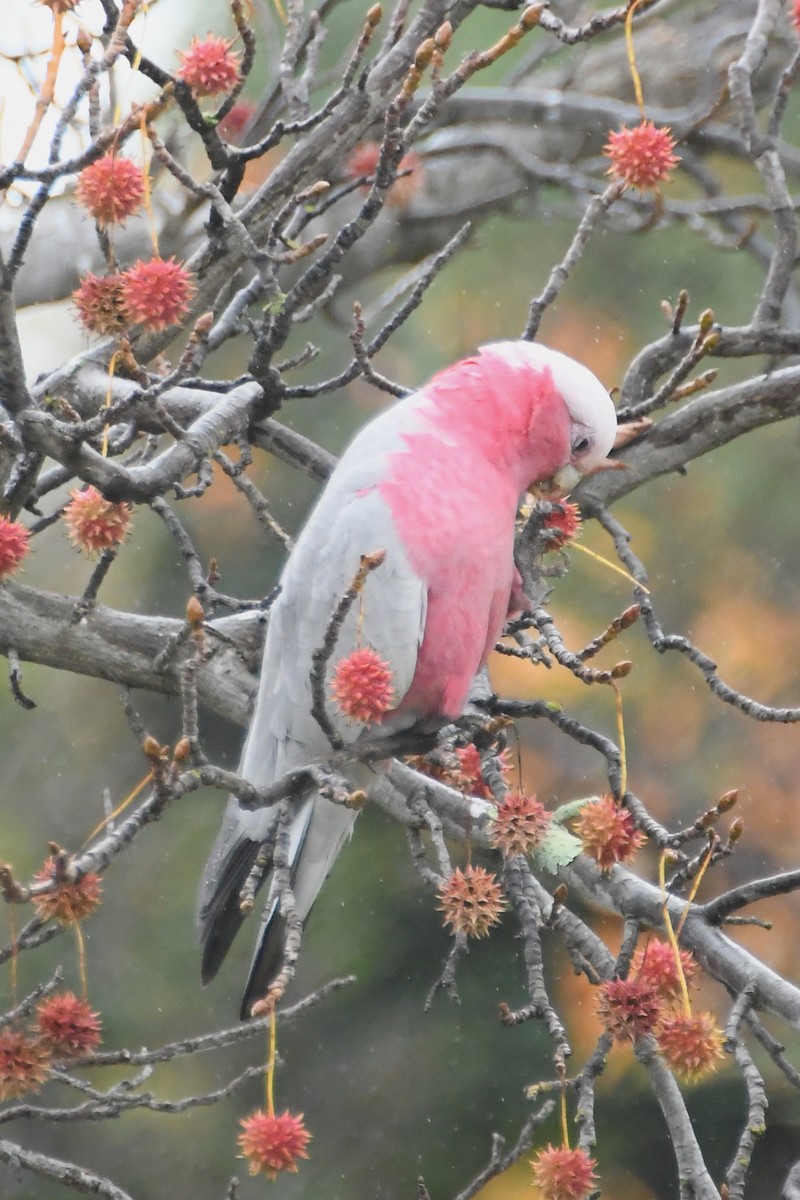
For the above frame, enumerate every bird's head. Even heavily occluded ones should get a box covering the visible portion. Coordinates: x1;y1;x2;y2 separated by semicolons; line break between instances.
474;340;618;498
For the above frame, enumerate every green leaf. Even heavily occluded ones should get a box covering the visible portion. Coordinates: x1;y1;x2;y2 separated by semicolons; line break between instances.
551;796;601;826
532;824;583;873
265;293;287;316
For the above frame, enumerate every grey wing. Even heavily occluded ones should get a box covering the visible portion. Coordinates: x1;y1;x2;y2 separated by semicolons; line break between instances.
250;488;426;776
198;485;427;1007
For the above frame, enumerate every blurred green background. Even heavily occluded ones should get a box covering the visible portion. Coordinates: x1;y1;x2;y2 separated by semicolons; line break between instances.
4;1;800;1197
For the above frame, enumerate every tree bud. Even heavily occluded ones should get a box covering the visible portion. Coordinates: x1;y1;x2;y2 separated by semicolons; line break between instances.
173;736;192;763
717;789;739;813
521;4;544;28
143;734;163;759
414;38;435;71
434;21;452;50
186;595;205;628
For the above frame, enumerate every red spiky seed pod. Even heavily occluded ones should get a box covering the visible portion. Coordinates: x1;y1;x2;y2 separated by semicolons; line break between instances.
454;742;487;795
35;992;102;1057
596;976;664;1042
445;742;493;798
573;794;646;871
344;141;425;208
489;792;551;857
0;517;30;580
120;257;194;331
438;865;505;938
407;743;509;798
63;486;132;557
32;860;102;924
542;501;582;549
604;121;679;191
331;647;395;724
455;743;510;798
217;99;256;143
75;155;145;228
178;35;242;96
238;1109;312;1180
387;149;424;208
657;1011;725;1083
344;140;381;181
0;1029;50;1101
72;273;128;336
632;938;699;1002
530;1144;598;1200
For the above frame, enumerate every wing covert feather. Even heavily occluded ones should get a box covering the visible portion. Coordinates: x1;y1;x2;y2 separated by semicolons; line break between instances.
240;485;427;797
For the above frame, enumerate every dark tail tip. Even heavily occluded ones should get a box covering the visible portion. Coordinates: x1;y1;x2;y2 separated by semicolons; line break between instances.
198;839;262;985
240;911;289;1020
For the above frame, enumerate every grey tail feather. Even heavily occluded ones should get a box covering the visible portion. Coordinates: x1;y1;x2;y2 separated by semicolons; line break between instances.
238;797;318;1018
240;909;287;1020
199;838;264;986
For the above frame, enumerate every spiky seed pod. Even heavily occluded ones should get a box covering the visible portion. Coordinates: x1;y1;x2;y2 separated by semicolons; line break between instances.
63;486;132;557
489;792;551;857
344;141;425;208
32;860;102;924
596;976;664;1042
331;647;395;724
178;35;242;96
120;258;194;331
530;1144;598;1200
75;155;145;227
438;865;505;938
573;794;646;871
0;1029;50;1100
217;100;256;143
238;1109;311;1179
605;121;679;190
0;518;30;579
35;992;102;1057
72;273;128;336
632;938;699;1001
657;1012;725;1083
542;501;582;549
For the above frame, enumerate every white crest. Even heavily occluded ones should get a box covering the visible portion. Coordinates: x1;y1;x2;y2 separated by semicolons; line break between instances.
480;340;617;469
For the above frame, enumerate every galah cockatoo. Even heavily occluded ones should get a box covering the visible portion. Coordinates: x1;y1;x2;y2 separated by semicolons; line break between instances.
199;340;617;1016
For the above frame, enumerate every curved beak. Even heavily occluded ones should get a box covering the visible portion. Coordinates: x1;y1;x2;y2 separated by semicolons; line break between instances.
534;462;582;499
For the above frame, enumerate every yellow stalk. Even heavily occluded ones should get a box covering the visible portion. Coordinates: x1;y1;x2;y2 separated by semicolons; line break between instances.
610;681;627;799
74;919;88;997
675;841;714;940
625;0;646;117
15;10;66;166
568;541;650;594
8;910;17;1008
82;771;153;848
140;109;159;257
266;1012;277;1115
101;351;125;458
659;851;691;1017
560;1087;570;1149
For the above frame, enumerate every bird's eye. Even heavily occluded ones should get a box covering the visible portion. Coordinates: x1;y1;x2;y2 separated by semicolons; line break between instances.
572;435;591;456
